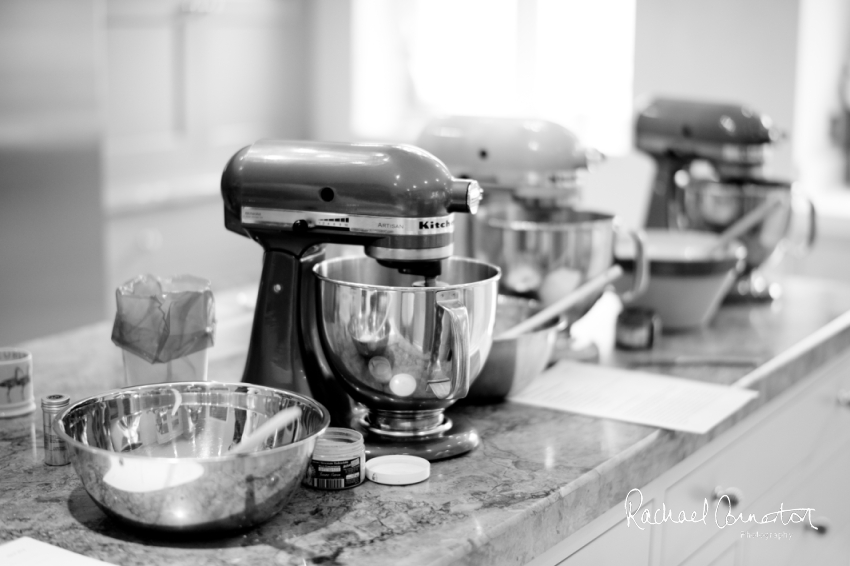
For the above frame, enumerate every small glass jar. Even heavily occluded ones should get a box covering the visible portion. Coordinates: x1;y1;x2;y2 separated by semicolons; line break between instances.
42;394;70;466
303;428;365;490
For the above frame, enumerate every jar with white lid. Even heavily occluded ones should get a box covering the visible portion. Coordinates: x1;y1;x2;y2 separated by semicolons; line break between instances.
303;428;366;490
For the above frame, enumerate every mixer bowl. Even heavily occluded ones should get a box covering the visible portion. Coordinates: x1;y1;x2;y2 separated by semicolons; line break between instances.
616;230;747;330
473;200;647;323
56;382;329;533
674;178;796;271
313;256;499;430
464;296;564;403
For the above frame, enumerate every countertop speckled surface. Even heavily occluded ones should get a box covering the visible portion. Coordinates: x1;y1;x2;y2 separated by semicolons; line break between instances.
3;277;850;566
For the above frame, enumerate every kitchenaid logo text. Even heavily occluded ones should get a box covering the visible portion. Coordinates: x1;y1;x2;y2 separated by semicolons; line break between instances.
418;218;453;231
624;489;816;531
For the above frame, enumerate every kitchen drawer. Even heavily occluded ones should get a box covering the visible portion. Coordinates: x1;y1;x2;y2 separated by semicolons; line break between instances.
661;352;850;566
741;439;850;566
559;516;651;566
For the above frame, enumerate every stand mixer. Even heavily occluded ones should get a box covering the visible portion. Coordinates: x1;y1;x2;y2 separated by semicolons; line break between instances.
221;140;500;460
636;97;815;302
417;116;647;361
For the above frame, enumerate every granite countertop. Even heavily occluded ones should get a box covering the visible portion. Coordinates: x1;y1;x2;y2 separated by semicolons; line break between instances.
3;276;850;565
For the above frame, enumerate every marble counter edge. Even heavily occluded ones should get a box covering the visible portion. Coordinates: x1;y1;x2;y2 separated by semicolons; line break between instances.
438;307;850;566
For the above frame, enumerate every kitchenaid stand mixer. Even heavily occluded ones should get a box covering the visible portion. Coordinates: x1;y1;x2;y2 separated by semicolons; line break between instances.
636;97;815;302
221;140;499;460
417;116;647;361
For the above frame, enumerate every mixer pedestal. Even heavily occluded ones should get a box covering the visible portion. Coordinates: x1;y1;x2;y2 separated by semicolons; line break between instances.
724;271;782;303
352;414;480;461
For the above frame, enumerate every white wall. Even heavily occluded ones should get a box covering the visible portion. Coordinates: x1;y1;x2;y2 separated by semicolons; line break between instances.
584;0;803;230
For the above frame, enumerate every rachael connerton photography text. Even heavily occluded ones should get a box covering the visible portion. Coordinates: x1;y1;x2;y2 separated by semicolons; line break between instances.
624;488;817;532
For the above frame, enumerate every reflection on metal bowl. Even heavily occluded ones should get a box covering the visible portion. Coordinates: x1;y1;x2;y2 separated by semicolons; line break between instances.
675;178;796;271
55;382;329;533
464;296;565;403
313;256;499;431
473;200;647;324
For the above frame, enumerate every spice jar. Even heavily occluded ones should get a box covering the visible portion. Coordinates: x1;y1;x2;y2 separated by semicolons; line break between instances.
41;394;70;466
303;428;365;490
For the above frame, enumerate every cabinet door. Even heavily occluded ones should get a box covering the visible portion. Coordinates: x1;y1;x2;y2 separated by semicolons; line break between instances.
741;441;850;566
104;0;306;198
559;519;651;566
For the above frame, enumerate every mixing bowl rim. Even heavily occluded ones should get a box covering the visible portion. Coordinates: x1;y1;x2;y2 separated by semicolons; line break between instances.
615;229;747;275
54;381;331;463
683;178;793;193
313;255;501;291
481;208;616;232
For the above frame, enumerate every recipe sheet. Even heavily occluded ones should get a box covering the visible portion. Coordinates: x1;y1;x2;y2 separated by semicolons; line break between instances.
509;361;758;434
0;537;111;565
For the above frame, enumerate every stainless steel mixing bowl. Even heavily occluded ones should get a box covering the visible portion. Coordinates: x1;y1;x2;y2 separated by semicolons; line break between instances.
673;178;816;301
472;199;648;322
313;256;499;434
674;178;806;271
55;382;329;533
464;296;565;402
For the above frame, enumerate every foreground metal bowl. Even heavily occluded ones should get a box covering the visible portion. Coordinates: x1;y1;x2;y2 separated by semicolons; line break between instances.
56;382;330;533
464;296;564;403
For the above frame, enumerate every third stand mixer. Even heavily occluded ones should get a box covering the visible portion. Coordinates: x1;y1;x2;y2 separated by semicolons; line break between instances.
636;97;816;302
221;140;500;460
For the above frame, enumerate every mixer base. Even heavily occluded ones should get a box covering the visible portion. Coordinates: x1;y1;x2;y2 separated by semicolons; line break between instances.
352;416;480;461
724;272;782;303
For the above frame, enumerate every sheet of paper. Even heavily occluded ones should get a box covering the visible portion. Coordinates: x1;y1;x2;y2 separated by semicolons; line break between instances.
0;537;112;566
509;361;758;434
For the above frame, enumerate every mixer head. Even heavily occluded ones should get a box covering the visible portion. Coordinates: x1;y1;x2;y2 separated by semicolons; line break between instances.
416;116;596;207
635;97;779;171
221;140;482;278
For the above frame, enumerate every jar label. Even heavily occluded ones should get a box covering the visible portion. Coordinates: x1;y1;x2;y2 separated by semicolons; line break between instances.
304;456;362;490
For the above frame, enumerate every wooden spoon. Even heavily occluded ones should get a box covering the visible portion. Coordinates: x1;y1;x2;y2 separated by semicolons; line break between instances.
496;265;624;341
228;406;302;455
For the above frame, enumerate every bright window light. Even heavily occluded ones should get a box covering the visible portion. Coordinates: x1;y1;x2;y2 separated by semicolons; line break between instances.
351;0;636;155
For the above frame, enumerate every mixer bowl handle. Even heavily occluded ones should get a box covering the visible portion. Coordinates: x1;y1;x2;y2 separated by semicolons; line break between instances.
615;226;650;303
430;290;471;400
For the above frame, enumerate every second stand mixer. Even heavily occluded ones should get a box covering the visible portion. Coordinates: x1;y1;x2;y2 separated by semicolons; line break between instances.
221;140;500;460
417;116;648;361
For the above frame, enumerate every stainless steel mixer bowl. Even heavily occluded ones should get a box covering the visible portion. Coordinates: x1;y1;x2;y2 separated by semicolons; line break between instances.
473;200;647;323
313;256;500;419
464;296;565;403
674;178;810;271
55;382;329;533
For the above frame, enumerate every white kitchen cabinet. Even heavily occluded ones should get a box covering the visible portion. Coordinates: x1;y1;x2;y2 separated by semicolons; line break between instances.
101;0;305;310
103;0;307;198
528;348;850;566
105;198;262;312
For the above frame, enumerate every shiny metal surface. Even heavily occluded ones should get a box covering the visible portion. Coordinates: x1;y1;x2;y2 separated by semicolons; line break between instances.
473;200;648;322
55;382;329;533
465;296;564;402
675;179;796;271
313;256;499;435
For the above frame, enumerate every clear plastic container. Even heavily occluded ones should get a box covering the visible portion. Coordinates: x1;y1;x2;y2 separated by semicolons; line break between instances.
122;348;209;386
303;428;365;490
